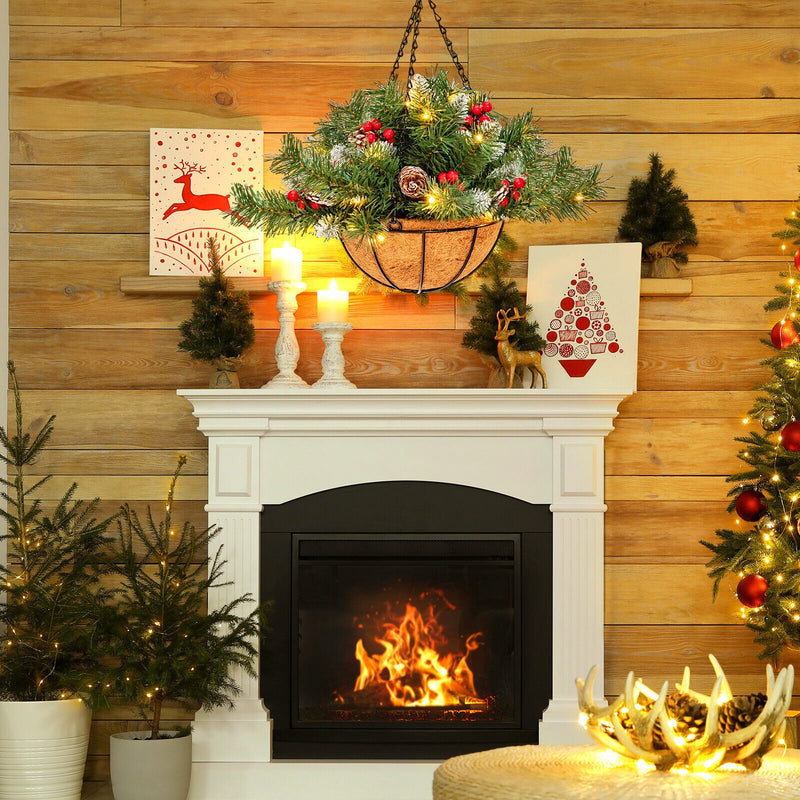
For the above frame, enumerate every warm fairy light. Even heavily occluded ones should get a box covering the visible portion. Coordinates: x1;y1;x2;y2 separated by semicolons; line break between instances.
776;574;784;582
579;712;589;727
421;110;431;121
376;234;385;242
474;133;484;142
772;474;780;481
427;195;436;205
743;417;749;424
575;193;584;202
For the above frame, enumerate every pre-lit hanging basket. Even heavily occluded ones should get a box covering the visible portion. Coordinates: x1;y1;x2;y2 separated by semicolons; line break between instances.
341;218;503;293
229;0;605;293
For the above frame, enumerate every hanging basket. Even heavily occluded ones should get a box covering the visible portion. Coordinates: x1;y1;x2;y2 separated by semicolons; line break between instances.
341;218;503;294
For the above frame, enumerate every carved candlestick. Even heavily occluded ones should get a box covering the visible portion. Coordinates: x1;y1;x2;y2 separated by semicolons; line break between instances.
265;280;309;389
311;322;356;390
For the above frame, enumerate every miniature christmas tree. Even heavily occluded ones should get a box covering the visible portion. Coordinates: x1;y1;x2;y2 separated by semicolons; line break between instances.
178;236;255;387
462;233;544;386
617;153;698;278
0;362;111;700
702;189;800;664
92;456;265;739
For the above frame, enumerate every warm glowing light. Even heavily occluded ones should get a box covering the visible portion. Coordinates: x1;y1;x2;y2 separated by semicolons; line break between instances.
474;133;484;142
427;195;436;205
376;234;385;243
743;417;749;424
575;193;584;202
579;712;589;727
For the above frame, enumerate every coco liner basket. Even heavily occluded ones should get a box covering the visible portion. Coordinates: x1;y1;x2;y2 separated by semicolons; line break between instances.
341;218;503;294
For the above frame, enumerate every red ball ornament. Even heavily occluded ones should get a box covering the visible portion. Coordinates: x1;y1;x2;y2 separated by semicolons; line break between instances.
781;420;800;451
771;319;799;349
361;121;373;131
446;170;459;184
501;179;510;188
512;190;521;201
734;489;767;522
736;574;768;608
471;103;483;115
438;172;447;183
464;114;474;126
382;128;395;141
309;201;320;210
481;100;493;112
479;114;490;123
365;132;377;143
296;200;306;211
794;248;800;269
513;177;527;189
286;189;299;202
370;118;381;129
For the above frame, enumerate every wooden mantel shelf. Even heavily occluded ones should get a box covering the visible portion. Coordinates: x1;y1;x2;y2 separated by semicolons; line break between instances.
120;276;692;297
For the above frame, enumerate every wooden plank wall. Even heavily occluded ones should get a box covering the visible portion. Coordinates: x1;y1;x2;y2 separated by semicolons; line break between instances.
8;0;800;781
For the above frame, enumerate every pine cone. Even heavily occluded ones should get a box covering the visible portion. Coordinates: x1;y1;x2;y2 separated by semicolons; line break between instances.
666;692;707;739
304;192;333;207
398;166;429;199
719;693;767;734
350;130;368;148
493;182;510;205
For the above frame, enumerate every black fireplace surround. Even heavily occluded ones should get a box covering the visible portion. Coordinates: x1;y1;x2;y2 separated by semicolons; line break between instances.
260;481;552;760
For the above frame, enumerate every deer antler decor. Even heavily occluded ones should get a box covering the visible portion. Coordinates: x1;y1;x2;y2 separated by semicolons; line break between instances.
495;308;547;389
576;655;794;772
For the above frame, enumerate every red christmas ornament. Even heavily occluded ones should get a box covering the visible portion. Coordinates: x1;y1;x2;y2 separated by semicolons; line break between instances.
782;420;800;451
438;172;447;183
365;132;377;144
286;189;299;202
512;190;521;201
501;179;510;188
481;100;493;112
464;114;474;126
513;177;527;189
794;248;800;269
479;114;490;124
771;319;799;349
446;170;459;183
361;121;373;131
382;128;395;141
471;103;483;115
370;118;381;129
309;201;320;210
734;489;767;522
296;200;306;210
736;574;768;608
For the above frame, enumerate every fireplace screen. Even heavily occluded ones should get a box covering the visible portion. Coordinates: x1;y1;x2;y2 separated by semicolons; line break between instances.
260;481;552;759
295;535;518;726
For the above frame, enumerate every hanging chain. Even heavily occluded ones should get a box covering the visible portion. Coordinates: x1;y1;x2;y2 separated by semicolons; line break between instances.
390;0;470;91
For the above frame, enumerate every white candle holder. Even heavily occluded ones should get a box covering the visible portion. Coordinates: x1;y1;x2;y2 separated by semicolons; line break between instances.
311;322;356;391
265;280;310;389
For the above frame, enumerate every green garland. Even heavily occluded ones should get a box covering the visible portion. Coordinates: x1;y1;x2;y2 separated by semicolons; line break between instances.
230;70;605;242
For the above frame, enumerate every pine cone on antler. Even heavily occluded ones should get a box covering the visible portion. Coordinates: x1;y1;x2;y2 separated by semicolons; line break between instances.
719;693;767;734
398;166;429;199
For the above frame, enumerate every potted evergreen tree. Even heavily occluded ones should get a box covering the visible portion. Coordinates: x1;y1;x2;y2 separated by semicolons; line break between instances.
462;233;545;387
617;152;698;278
94;456;264;800
178;236;256;388
0;362;112;800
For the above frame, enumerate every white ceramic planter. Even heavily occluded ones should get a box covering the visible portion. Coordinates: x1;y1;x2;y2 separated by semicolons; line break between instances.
0;698;91;800
110;730;192;800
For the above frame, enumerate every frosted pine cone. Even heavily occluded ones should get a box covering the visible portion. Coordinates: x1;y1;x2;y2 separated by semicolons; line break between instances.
398;166;429;199
305;192;334;207
493;182;510;205
349;129;368;148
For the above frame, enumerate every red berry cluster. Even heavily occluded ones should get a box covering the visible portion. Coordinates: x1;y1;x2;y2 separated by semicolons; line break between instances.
286;189;319;211
464;99;493;128
360;118;396;144
498;176;526;208
437;170;460;185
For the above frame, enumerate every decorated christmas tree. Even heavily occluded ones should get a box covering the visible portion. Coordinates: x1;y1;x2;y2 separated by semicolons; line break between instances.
617;153;697;278
702;189;800;664
0;362;112;700
177;237;255;380
91;456;265;738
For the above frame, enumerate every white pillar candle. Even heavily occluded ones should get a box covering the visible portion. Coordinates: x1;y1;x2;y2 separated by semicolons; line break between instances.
317;279;349;323
270;241;303;282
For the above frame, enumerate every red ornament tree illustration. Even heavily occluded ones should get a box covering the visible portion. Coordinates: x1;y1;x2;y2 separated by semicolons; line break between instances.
543;260;622;378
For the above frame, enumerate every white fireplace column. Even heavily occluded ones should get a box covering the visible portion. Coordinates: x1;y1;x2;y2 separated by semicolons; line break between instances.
178;389;628;800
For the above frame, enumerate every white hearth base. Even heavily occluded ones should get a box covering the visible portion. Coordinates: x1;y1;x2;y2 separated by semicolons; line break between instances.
179;389;629;800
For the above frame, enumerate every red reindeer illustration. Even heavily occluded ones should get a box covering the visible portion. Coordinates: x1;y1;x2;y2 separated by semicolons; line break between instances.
162;161;231;220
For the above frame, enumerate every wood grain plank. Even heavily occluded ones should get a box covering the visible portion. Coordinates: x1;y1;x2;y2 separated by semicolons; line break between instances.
606;476;730;502
117;0;800;28
10;131;148;164
9;0;120;26
471;29;800;100
636;330;771;391
617;390;757;418
9;329;491;389
639;296;773;331
10;26;467;63
605;501;732;562
605;418;746;476
606;564;738;624
26;475;208;502
9;390;207;449
30;449;207;475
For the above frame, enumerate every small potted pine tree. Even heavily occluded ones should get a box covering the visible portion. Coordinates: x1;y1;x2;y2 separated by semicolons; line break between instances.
95;456;265;800
617;152;698;278
462;234;545;387
0;362;113;800
178;236;256;388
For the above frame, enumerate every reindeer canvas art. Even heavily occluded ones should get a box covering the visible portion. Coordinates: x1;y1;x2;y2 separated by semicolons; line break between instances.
149;129;264;276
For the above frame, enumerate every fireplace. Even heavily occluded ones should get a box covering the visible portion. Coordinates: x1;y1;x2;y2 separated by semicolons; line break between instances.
260;481;552;759
177;388;629;800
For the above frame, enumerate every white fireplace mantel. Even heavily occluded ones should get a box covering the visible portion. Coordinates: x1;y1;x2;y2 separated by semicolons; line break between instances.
178;388;628;800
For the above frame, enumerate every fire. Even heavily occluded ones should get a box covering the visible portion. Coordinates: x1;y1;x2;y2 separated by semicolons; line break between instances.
353;601;484;707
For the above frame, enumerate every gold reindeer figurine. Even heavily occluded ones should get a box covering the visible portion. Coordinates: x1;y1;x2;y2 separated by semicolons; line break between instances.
495;308;548;389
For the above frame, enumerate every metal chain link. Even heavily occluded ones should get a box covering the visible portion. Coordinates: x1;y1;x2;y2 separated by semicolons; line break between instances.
390;0;470;91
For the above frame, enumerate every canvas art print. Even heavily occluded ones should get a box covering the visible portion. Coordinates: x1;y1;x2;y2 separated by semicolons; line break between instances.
149;129;264;275
526;243;641;393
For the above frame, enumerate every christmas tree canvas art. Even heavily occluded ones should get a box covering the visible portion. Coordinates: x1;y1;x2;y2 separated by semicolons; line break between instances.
149;129;264;276
526;243;641;392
